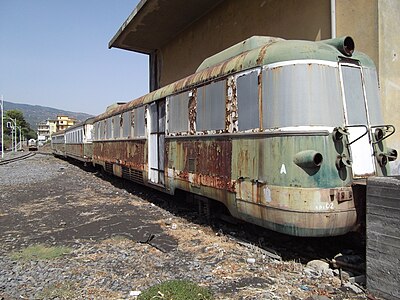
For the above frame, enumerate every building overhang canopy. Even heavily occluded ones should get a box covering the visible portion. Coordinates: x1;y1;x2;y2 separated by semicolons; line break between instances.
109;0;223;54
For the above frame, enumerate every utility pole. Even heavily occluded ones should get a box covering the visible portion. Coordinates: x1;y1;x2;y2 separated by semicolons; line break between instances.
0;95;3;158
8;118;17;153
10;126;14;152
19;126;22;150
15;119;17;151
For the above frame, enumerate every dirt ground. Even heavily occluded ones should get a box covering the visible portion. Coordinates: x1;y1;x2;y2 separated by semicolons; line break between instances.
0;154;369;299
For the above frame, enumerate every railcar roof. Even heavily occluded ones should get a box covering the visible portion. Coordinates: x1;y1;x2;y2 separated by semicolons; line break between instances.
96;36;375;122
51;130;65;136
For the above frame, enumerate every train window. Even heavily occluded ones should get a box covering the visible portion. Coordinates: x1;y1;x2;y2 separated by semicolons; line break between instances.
122;111;131;138
113;115;120;139
196;80;225;131
237;71;259;131
168;92;189;133
159;100;166;132
94;123;100;140
363;68;383;125
106;118;112;139
86;124;93;142
100;121;105;140
262;63;343;128
341;66;368;125
134;106;145;137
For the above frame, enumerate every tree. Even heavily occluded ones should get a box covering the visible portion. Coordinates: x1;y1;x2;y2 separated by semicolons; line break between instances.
3;109;37;144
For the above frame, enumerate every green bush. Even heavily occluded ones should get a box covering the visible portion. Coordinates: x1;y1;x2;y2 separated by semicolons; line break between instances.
138;279;213;300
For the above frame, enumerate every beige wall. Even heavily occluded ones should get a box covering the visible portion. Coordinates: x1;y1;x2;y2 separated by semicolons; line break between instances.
157;0;331;87
378;0;400;173
336;0;379;69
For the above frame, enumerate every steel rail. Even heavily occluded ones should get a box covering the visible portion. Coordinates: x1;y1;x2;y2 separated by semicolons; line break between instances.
0;152;36;166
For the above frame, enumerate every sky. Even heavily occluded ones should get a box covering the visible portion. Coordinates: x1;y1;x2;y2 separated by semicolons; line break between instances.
0;0;148;115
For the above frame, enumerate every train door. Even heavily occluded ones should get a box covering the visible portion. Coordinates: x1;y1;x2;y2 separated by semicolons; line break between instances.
148;100;166;185
340;64;375;178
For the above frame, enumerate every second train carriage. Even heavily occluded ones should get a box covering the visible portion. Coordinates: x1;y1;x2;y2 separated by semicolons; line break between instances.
61;36;397;237
51;118;94;162
64;118;95;163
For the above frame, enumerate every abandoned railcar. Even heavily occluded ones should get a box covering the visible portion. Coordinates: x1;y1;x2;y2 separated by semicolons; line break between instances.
88;36;396;236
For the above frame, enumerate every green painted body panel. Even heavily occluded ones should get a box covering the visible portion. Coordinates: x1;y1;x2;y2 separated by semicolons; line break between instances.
231;133;351;189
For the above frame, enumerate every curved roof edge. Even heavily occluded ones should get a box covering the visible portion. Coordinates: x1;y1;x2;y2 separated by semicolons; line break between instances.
96;37;376;122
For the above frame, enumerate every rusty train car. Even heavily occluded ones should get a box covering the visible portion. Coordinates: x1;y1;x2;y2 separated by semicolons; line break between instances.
52;36;397;237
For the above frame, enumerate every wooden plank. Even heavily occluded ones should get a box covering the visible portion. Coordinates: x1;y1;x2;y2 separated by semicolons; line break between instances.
366;177;400;300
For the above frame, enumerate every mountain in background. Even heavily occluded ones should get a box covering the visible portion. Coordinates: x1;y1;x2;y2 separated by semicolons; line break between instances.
3;101;94;130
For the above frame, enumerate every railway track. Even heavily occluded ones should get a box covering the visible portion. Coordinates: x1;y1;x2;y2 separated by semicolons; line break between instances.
0;152;36;165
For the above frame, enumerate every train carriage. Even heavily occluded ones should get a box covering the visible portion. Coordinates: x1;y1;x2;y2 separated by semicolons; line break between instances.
51;130;66;157
64;118;95;163
90;36;396;237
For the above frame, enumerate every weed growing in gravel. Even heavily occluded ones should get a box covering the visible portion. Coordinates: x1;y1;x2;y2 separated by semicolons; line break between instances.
138;279;213;300
37;281;79;299
10;244;72;261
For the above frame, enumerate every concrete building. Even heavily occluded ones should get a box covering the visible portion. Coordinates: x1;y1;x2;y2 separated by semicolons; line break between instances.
37;119;57;142
109;0;400;173
37;115;77;142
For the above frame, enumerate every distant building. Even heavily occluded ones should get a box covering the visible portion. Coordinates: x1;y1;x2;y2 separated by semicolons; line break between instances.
56;115;77;131
36;115;77;142
37;119;57;142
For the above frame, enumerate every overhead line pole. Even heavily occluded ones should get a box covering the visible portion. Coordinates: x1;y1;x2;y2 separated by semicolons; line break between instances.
15;119;17;151
1;95;3;158
19;126;22;150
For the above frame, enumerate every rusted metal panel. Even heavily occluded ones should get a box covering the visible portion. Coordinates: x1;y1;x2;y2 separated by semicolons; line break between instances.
226;76;238;133
84;143;93;160
167;139;234;193
65;144;84;160
188;90;197;135
93;140;145;171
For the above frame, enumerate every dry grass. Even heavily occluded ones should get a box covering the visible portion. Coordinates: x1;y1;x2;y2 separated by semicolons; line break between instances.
10;244;72;261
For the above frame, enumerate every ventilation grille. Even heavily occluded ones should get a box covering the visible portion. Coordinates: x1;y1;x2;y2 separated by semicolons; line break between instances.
105;162;113;173
122;166;143;184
